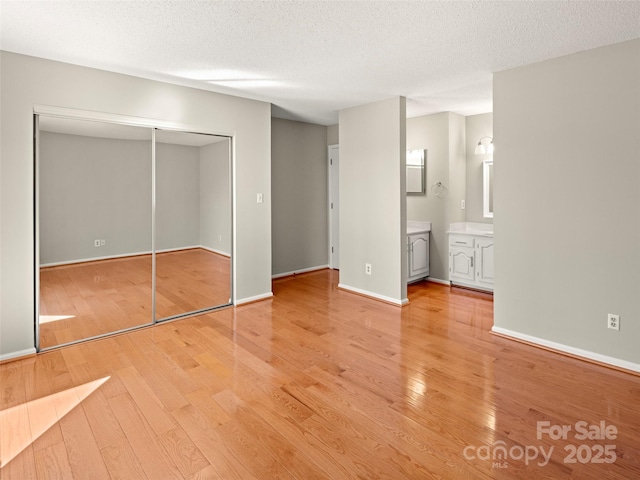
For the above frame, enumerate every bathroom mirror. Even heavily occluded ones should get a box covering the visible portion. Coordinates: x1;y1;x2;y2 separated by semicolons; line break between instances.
483;160;494;218
407;149;426;195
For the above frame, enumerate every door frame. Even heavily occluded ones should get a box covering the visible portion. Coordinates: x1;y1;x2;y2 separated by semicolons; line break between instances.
328;144;339;270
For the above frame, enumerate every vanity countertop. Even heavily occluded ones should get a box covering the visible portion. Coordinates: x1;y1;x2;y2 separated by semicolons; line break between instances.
448;222;493;237
407;221;431;235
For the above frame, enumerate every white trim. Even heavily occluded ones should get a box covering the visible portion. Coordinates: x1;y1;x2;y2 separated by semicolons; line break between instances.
39;245;229;268
426;277;451;286
33;105;234;138
272;265;329;279
491;326;640;373
451;280;493;293
0;348;37;363
199;246;231;258
235;292;274;305
328;144;339;270
338;283;409;306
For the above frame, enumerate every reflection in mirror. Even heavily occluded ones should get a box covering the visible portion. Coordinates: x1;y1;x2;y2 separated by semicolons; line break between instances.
154;129;232;321
37;116;153;349
483;160;494;218
407;149;426;195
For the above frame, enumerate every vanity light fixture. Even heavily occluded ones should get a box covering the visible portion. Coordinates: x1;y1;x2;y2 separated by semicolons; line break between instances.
475;136;494;155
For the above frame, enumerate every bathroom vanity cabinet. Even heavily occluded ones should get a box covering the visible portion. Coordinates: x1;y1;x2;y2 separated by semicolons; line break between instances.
407;221;431;283
448;223;494;292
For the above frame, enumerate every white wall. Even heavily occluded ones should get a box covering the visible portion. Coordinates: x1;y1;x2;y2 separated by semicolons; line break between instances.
339;97;407;304
271;118;328;275
0;51;271;360
494;38;640;369
465;113;493;224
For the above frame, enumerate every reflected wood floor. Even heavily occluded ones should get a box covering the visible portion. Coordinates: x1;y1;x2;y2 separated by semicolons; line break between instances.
4;269;640;478
39;249;231;349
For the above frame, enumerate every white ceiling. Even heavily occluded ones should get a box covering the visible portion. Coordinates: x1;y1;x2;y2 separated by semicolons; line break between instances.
2;1;639;125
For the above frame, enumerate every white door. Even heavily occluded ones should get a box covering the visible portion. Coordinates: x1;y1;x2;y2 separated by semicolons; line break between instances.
328;145;339;269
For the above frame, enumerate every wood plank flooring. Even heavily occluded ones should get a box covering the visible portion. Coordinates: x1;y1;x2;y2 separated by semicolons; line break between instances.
4;269;640;478
39;249;231;349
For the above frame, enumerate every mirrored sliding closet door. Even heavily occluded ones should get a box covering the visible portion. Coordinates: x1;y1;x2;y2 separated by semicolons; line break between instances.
154;130;232;321
37;117;154;349
36;115;233;351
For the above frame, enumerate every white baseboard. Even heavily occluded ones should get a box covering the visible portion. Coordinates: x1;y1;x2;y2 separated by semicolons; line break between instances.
235;292;274;305
426;277;450;286
199;245;231;257
338;283;408;306
0;347;37;363
41;245;227;267
272;264;329;279
492;326;640;373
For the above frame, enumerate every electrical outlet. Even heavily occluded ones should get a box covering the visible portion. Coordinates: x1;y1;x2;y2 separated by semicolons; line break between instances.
461;199;466;210
365;263;372;275
219;234;222;242
94;239;101;247
257;193;263;204
100;239;106;246
607;314;620;331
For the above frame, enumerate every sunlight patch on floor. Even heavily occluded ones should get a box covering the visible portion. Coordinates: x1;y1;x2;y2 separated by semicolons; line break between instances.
0;376;109;468
39;314;75;324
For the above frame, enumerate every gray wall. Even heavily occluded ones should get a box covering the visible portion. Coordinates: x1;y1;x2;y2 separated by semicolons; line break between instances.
156;142;201;251
0;51;271;360
271;118;329;275
339;97;407;304
200;139;231;255
327;124;339;145
39;132;153;264
406;112;466;282
40;134;231;265
465;112;493;224
448;113;467;228
494;38;640;367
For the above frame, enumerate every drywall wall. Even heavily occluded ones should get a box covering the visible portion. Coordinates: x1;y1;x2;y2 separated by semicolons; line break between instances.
327;124;339;145
0;51;271;360
339;97;407;304
271;118;328;275
407;112;466;282
156;142;201;251
448;113;466;227
465;113;493;224
200;139;231;255
39;133;230;265
493;38;640;368
39;132;153;264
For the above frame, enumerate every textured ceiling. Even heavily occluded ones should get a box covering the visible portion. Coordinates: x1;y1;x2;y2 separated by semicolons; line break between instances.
2;1;639;125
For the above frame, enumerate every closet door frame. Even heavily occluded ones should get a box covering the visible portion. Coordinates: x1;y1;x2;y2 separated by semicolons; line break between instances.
33;105;235;352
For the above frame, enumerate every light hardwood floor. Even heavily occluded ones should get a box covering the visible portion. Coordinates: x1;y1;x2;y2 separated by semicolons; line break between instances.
39;249;231;349
3;269;639;478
